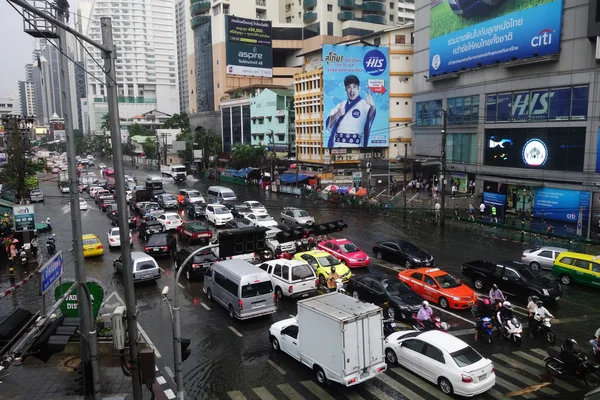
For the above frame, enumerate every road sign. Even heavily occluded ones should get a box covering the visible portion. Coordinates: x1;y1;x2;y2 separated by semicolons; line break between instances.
40;251;63;295
54;280;106;319
13;204;35;231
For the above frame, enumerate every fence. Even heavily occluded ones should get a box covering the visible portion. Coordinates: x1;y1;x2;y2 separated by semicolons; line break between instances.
123;155;159;170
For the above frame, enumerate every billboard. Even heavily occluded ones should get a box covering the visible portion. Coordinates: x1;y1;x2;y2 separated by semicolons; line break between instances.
225;16;272;78
322;45;390;149
13;204;35;231
52;122;65;141
429;0;564;77
533;187;590;224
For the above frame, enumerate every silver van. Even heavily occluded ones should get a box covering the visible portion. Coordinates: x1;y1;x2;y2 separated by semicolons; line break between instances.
207;186;237;203
113;251;161;284
204;259;277;319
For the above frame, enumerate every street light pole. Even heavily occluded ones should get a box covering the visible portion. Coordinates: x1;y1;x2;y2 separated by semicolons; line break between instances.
440;110;448;227
403;143;408;214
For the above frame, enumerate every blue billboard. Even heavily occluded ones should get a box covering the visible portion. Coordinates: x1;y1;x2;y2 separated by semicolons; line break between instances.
533;187;590;223
483;192;506;207
429;0;564;77
322;44;390;148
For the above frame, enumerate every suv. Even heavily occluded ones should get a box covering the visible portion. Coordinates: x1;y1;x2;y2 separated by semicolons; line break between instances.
179;189;205;205
257;259;317;299
280;207;314;226
29;188;44;202
205;204;234;226
113;251;161;283
521;246;568;270
175;247;218;281
144;232;177;257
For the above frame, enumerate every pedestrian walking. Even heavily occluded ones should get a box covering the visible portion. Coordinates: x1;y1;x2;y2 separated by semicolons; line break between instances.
479;202;486;219
454;204;460;220
434;201;441;220
491;205;498;223
468;204;475;221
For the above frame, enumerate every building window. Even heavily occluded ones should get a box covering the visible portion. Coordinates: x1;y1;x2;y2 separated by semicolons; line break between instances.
446;133;476;164
285;4;291;12
389;14;394;22
374;37;381;46
390;2;394;8
447;95;479;124
286;16;291;22
327;22;333;36
327;4;332;11
395;35;405;44
416;100;442;126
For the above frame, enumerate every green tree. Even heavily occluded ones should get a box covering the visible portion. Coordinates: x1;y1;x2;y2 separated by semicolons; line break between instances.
163;112;190;131
142;137;158;159
231;143;265;168
0;129;44;199
128;123;152;137
74;129;85;155
100;113;110;131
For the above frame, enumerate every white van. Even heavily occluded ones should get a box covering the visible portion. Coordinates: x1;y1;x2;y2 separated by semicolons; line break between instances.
204;259;277;319
257;259;317;299
207;186;237;203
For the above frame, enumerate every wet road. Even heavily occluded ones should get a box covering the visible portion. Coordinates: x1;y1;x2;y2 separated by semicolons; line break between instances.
1;161;599;400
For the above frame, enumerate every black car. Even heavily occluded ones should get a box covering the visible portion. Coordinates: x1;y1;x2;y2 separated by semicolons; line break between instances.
111;211;137;228
105;203;118;215
139;220;164;240
226;204;252;218
346;275;423;320
223;218;254;230
186;203;206;219
144;233;177;257
100;199;117;212
372;240;434;269
175;247;218;280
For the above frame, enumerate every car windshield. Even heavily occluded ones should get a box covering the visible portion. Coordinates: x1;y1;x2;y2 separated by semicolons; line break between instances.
79;198;86;203
193;204;206;210
109;229;120;235
135;261;156;272
188;190;201;197
257;215;273;221
146;203;159;209
235;205;250;211
383;280;411;295
162;195;176;201
214;207;230;214
249;202;264;208
340;243;360;253
147;235;166;246
520;268;541;280
435;273;461;288
451;346;483;368
223;191;236;199
166;215;181;221
295;210;309;217
83;238;99;245
317;255;341;267
241;281;273;298
147;222;162;229
31;190;41;195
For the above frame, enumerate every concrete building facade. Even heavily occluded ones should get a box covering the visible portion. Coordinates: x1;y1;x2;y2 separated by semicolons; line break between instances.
249;88;295;158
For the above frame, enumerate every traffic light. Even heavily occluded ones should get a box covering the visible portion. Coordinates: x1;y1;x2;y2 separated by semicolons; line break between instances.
30;316;79;362
313;220;347;236
180;338;191;362
219;227;269;258
275;226;313;242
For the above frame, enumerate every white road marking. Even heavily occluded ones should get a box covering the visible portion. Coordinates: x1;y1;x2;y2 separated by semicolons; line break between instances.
300;381;335;400
276;383;305;400
228;326;243;337
267;359;286;375
450;328;475;336
391;367;453;400
252;387;277;400
494;376;537;399
164;366;174;379
343;392;365;400
164;389;176;399
137;321;161;358
430;304;475;325
513;351;546;367
375;373;426;400
491;363;558;395
487;389;511;400
156;376;166;385
154;365;158;371
200;302;211;310
227;391;247;400
178;283;185;290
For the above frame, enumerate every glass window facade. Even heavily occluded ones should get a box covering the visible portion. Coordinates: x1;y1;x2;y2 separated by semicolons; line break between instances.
242;105;251;144
446;133;476;164
194;22;215;112
448;95;479;124
232;107;242;145
222;108;231;153
416;100;442;126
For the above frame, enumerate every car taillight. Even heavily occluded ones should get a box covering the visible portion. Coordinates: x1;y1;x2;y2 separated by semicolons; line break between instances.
461;374;473;383
97;244;103;249
315;279;319;287
145;247;151;251
238;300;243;310
133;217;137;221
191;263;200;269
288;285;293;294
166;221;171;224
162;246;168;251
377;366;385;373
521;254;526;258
491;367;495;374
347;378;356;385
109;238;114;242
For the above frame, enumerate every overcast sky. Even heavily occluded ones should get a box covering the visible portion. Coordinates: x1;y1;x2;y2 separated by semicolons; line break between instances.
0;0;80;99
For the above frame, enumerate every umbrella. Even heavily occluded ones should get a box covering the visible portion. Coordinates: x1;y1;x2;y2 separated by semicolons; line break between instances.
323;184;339;193
348;187;357;195
12;238;19;243
355;188;367;196
337;187;349;194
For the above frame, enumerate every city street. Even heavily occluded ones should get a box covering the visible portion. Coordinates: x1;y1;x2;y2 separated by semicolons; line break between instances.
2;161;599;400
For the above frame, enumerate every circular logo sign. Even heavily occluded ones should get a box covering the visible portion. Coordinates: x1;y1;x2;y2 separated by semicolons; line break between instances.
363;50;387;76
522;139;548;167
432;54;441;70
352;109;361;118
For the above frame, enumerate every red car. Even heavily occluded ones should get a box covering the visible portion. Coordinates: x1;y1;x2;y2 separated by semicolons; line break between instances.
317;238;370;267
105;168;115;176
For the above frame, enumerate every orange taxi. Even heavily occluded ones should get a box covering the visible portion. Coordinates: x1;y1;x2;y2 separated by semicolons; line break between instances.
397;267;477;309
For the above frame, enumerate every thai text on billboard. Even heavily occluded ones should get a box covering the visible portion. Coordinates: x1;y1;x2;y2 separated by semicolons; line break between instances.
225;16;272;78
533;187;590;224
322;44;390;149
429;0;564;77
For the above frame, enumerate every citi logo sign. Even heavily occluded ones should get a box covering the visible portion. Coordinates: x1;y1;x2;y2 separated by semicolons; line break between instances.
566;213;576;220
531;29;553;47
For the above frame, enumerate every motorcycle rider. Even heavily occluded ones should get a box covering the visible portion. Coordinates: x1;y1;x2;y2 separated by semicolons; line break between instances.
527;295;539;322
531;300;554;335
496;301;514;334
561;338;585;373
489;284;506;304
327;266;340;292
472;299;493;341
417;301;434;330
590;327;600;355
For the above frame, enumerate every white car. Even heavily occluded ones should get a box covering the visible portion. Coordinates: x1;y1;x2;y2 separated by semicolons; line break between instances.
79;198;88;211
384;330;495;397
156;212;183;231
247;213;278;228
243;200;268;215
520;246;568;270
98;163;107;170
205;204;233;226
107;227;133;248
126;190;133;202
180;189;205;205
89;186;104;197
87;155;94;160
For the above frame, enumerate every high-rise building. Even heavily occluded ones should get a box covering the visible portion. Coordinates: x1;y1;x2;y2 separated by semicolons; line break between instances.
397;0;415;24
175;0;193;114
32;39;64;125
18;64;36;118
78;0;179;133
8;90;22;116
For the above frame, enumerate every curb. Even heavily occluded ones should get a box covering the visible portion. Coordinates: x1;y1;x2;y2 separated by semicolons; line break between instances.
154;365;175;400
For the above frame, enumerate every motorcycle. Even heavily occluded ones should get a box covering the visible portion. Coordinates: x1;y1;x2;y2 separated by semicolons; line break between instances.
545;351;600;387
327;278;346;294
531;316;556;344
254;249;273;263
499;317;522;345
412;313;450;332
18;248;28;265
46;234;56;254
383;318;401;338
478;316;494;345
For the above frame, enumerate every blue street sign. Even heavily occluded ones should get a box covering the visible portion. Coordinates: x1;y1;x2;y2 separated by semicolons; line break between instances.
41;252;63;295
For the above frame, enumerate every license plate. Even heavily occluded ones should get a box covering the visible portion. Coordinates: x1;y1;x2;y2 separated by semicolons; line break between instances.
153;248;160;252
478;374;486;381
302;293;309;298
141;274;153;279
555;296;560;300
425;262;430;266
468;301;474;306
252;300;266;309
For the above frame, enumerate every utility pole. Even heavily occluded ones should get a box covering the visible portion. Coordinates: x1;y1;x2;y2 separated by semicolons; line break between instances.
440;109;448;227
101;17;144;400
55;3;100;398
163;133;168;165
403;143;408;214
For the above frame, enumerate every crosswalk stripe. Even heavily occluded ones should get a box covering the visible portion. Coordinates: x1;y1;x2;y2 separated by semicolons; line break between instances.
513;351;546;368
276;383;305;400
490;363;559;395
361;382;395;400
494;377;537;399
376;371;426;400
343;392;365;400
487;388;511;400
227;391;247;400
252;387;277;400
529;348;560;358
390;367;453;400
301;381;336;400
492;353;579;392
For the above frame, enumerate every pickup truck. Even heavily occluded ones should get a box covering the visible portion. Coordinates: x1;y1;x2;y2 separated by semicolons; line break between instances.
160;164;187;181
176;221;212;243
461;260;562;303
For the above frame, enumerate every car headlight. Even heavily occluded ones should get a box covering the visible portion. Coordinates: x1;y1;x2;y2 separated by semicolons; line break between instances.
348;258;358;262
412;257;420;262
451;296;461;301
542;289;549;296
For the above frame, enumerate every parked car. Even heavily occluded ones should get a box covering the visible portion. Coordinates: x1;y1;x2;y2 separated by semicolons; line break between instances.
384;330;495;396
293;250;352;287
179;189;205;205
205;204;234;226
521;246;568;270
29;188;44;202
157;193;179;209
138;220;164;240
175;247;218;280
113;251;161;284
247;213;278;228
107;227;133;248
552;252;600;288
399;267;477;309
186;203;206;219
143;232;176;257
318;238;370;267
243;200;268;215
281;207;315;225
257;259;317;299
461;260;562;303
82;234;103;257
156;212;183;231
346;274;422;320
372;240;434;268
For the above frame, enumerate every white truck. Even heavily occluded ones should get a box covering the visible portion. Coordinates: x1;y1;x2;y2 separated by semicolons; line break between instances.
269;293;387;387
58;172;70;193
265;228;296;255
160;164;187;181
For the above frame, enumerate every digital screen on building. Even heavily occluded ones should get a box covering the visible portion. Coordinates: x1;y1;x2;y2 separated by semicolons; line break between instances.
484;127;585;171
225;16;272;78
533;187;590;224
429;0;564;77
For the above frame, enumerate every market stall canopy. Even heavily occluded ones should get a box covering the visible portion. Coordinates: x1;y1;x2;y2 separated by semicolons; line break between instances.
279;173;309;183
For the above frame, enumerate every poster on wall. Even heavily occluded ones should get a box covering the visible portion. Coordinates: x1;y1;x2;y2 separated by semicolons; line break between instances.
322;44;390;148
225;16;272;77
429;0;564;77
533;187;590;224
451;172;468;193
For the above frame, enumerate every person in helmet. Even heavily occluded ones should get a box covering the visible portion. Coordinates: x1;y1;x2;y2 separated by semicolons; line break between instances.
561;338;584;372
417;301;434;329
489;284;505;304
327;266;340;291
527;295;539;318
496;301;514;328
531;300;554;336
472;300;494;341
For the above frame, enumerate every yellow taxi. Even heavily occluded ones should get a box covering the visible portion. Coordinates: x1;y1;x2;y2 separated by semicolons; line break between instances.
82;234;104;257
293;250;352;286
